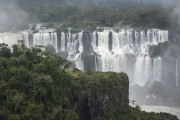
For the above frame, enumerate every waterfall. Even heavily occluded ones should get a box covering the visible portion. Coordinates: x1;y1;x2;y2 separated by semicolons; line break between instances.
96;54;127;72
33;29;58;52
0;32;22;48
176;59;179;87
133;55;152;86
74;54;84;70
61;28;168;86
0;26;58;52
153;57;162;82
19;31;31;48
133;56;162;86
61;32;66;51
0;27;169;86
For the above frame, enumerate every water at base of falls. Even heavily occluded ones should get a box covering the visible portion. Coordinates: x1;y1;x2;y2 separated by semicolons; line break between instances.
141;106;180;119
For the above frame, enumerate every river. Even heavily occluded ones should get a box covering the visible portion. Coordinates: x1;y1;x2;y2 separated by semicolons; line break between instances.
141;106;180;119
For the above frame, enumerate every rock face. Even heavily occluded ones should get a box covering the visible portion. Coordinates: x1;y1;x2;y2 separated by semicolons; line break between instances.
72;72;129;120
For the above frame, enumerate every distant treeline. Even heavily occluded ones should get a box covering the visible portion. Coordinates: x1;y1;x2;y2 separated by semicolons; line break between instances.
21;4;180;56
24;5;176;30
17;0;172;8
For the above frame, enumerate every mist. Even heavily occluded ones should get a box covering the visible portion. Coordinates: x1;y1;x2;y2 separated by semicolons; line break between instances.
0;0;30;30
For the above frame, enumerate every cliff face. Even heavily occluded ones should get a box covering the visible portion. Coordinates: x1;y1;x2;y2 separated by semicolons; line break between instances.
81;31;96;71
72;71;179;120
71;72;129;120
0;45;130;120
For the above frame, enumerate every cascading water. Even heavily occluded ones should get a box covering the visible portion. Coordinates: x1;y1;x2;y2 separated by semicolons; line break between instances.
19;31;31;48
66;32;84;70
133;56;162;86
60;32;66;51
59;28;168;86
0;24;58;52
133;55;152;86
0;26;169;86
0;32;23;48
33;29;58;52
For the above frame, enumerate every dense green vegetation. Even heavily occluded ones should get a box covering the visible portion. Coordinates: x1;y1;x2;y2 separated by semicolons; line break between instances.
0;44;179;120
24;5;175;31
17;0;166;7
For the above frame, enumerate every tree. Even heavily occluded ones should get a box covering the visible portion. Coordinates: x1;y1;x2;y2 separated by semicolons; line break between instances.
0;44;11;58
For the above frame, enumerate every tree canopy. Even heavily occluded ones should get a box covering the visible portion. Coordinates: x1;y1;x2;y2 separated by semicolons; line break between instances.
0;44;179;120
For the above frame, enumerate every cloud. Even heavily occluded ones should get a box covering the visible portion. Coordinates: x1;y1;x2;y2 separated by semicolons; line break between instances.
0;0;29;28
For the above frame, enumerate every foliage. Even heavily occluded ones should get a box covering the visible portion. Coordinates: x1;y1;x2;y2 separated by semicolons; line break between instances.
0;44;178;120
24;5;175;31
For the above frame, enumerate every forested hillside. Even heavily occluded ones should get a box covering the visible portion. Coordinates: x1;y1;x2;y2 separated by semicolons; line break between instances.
2;0;179;32
15;0;176;7
0;44;179;120
26;5;173;30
